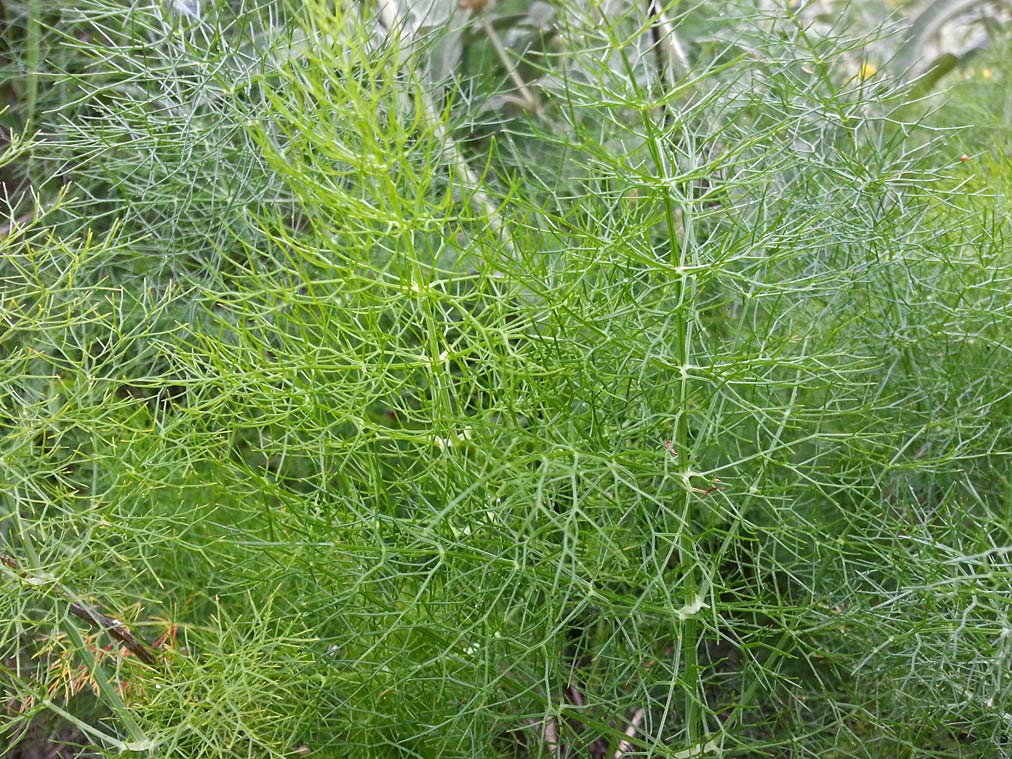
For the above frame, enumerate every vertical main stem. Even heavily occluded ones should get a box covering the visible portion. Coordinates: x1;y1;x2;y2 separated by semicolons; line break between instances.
639;86;702;750
24;0;42;132
554;2;709;742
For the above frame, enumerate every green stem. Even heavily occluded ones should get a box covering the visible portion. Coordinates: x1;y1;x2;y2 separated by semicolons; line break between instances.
24;0;41;131
610;23;703;743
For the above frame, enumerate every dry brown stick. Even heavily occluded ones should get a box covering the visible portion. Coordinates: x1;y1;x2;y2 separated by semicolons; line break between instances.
566;683;586;707
543;714;561;759
1;551;158;666
613;707;646;759
646;0;689;86
372;0;519;260
476;14;539;114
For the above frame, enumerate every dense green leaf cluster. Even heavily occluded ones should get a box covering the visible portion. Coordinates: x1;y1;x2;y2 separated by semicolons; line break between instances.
1;1;1010;757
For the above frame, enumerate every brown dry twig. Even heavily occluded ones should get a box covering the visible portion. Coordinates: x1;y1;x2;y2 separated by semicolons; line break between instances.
0;552;158;667
614;707;646;759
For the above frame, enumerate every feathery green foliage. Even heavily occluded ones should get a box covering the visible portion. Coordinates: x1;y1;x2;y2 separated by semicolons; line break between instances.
2;1;1011;757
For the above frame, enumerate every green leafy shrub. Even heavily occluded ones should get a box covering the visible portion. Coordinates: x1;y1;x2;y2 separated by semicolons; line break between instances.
2;1;1010;757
